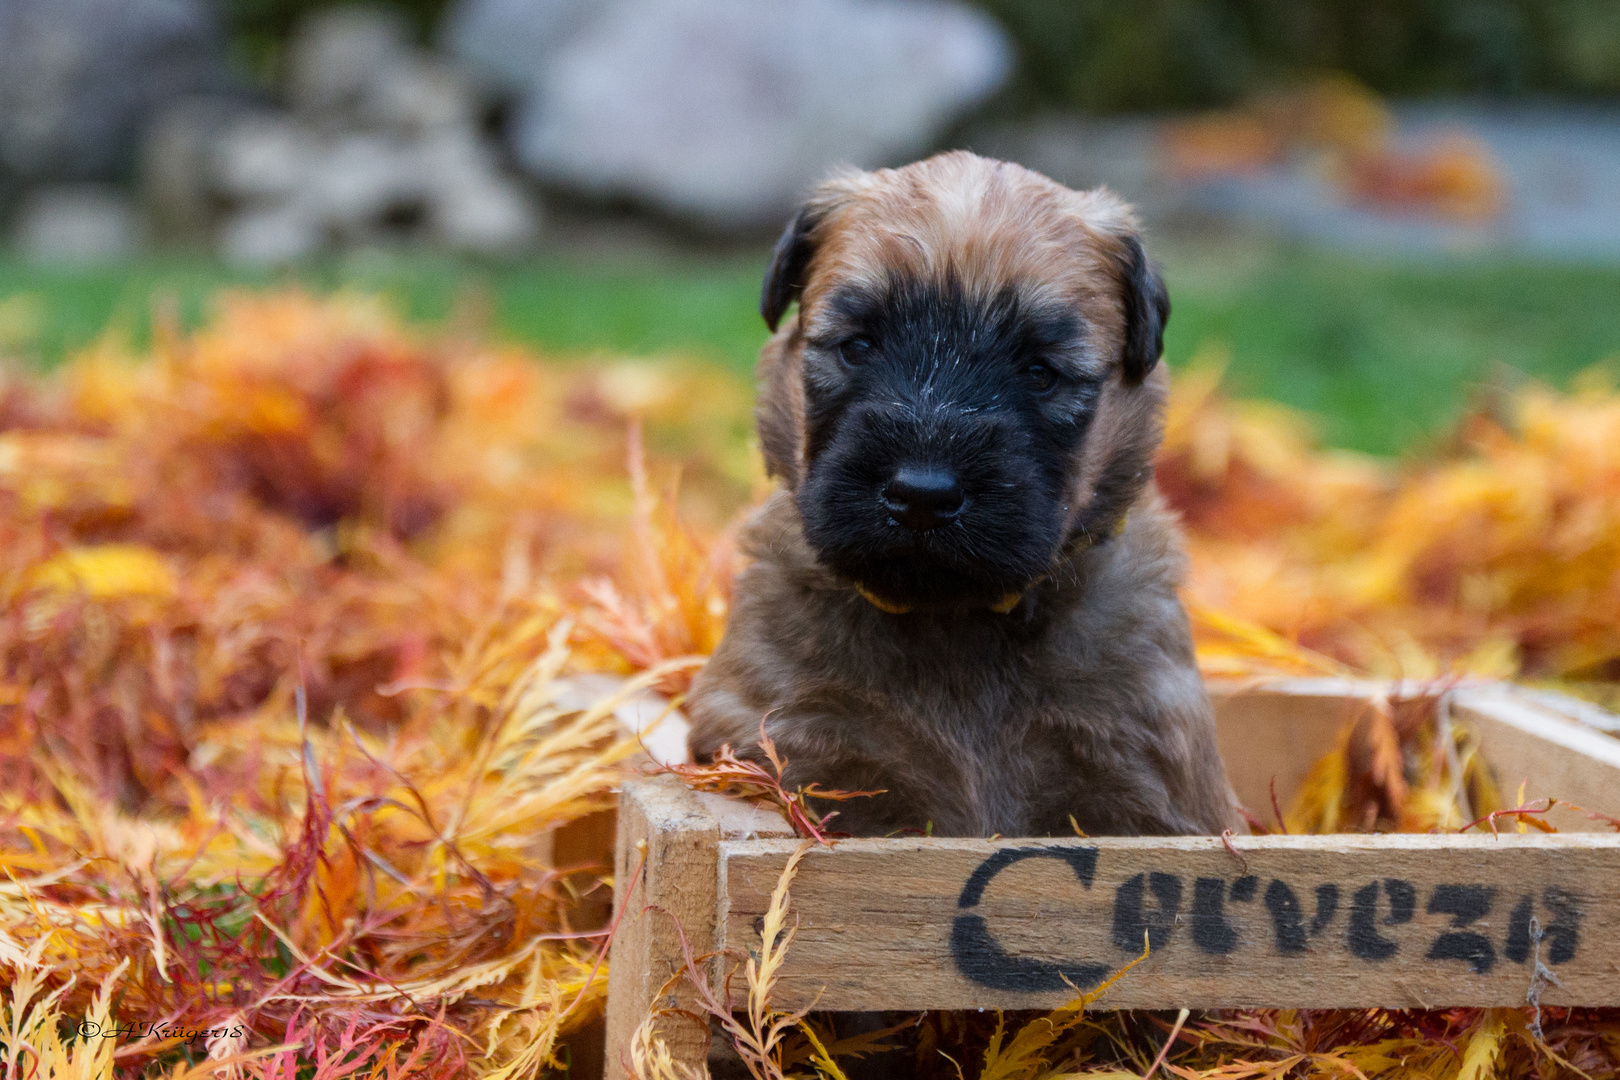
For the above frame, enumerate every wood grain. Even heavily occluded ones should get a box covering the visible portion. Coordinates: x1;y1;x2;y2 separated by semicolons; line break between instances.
1454;685;1620;830
719;833;1620;1011
1209;679;1620;831
1207;679;1369;815
603;776;720;1080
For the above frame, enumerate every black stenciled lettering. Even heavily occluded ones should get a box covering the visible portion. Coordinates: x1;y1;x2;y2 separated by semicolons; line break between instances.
950;846;1111;991
1383;879;1416;925
1505;894;1534;964
956;846;1098;907
1542;886;1582;964
1190;877;1239;955
1112;872;1183;953
1503;889;1582;965
1264;879;1307;954
1310;884;1339;934
1426;884;1498;974
1230;875;1258;902
1348;881;1398;960
948;919;1113;992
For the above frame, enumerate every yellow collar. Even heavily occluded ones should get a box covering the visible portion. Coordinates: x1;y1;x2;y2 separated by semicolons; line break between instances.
855;583;1029;616
854;584;915;615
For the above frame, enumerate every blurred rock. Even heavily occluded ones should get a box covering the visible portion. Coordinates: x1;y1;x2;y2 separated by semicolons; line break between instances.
0;0;226;185
206;120;539;265
213;113;316;203
440;0;595;96
287;7;413;125
420;132;539;252
306;134;424;239
971;116;1183;222
510;0;1013;228
139;4;540;264
140;97;245;246
219;203;323;266
13;185;143;262
434;179;538;252
290;8;477;136
362;58;479;135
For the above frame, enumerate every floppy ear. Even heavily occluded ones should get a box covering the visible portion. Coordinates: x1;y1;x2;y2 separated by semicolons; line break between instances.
760;204;822;332
1117;235;1170;384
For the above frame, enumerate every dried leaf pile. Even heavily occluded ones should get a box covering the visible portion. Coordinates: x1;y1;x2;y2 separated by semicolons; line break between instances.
1165;349;1620;694
0;291;749;1079
1;291;1617;1078
1161;77;1504;221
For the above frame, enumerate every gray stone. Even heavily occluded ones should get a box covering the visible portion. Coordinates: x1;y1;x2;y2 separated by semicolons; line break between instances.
439;0;595;96
211;128;539;261
0;0;226;184
146;3;542;263
286;6;413;125
213;114;318;203
307;134;430;243
362;58;479;136
219;202;323;267
510;0;1013;228
420;132;540;251
969;115;1183;223
433;175;539;252
13;184;143;262
139;96;245;245
290;6;479;137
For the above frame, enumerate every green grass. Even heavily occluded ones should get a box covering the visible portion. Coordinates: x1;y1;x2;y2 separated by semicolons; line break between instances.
0;251;770;371
4;238;1619;456
1157;236;1620;454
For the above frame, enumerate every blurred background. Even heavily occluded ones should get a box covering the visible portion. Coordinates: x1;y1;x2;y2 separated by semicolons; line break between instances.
3;0;1619;453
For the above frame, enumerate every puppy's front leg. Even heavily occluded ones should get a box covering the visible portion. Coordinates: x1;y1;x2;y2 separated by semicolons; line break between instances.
684;679;770;768
687;683;943;837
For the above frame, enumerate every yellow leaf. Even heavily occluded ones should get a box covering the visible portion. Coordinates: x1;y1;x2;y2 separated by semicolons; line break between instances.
29;544;178;600
1286;742;1349;835
1456;1009;1506;1080
799;1020;853;1080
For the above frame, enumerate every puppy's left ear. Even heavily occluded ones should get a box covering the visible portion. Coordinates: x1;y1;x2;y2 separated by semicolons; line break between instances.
761;204;823;332
1117;235;1170;385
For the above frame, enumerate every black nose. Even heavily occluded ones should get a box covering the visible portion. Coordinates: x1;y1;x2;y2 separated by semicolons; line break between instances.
882;467;964;531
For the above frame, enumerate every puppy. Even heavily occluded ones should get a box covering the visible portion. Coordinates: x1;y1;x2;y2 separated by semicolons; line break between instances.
687;151;1237;839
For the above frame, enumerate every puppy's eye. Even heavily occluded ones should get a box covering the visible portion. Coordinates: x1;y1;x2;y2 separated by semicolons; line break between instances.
837;337;875;366
1023;362;1060;395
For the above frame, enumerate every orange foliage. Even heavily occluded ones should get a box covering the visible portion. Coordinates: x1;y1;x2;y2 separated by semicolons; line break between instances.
1166;356;1620;684
0;292;746;1077
2;290;1618;1077
1161;76;1504;221
1341;134;1504;221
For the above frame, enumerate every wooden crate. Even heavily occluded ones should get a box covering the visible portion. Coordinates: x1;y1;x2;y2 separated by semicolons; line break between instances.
602;679;1620;1077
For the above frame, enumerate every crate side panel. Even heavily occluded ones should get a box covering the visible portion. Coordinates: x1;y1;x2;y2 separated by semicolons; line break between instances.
1457;688;1620;831
721;834;1620;1012
604;776;720;1079
1209;680;1369;815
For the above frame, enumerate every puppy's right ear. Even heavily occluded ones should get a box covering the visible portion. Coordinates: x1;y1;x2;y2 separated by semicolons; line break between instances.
761;205;822;332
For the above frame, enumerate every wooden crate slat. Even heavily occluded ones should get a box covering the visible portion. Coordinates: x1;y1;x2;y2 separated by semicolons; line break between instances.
1208;679;1369;816
1454;685;1620;830
604;776;720;1075
719;833;1620;1011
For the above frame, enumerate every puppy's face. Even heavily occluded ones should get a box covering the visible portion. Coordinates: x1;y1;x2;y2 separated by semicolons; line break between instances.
756;152;1170;610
